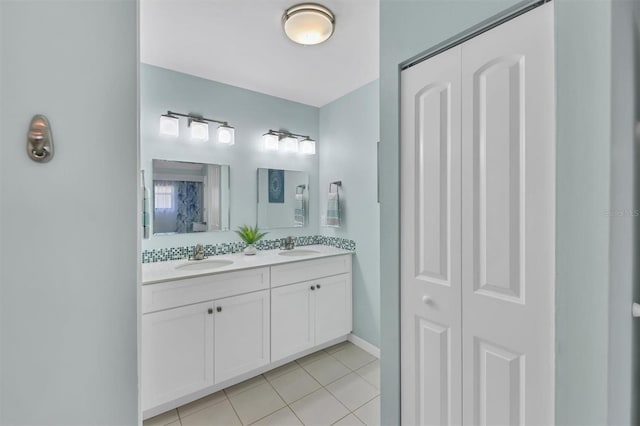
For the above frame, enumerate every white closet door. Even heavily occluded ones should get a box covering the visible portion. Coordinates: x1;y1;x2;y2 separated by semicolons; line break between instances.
461;3;555;425
401;46;462;426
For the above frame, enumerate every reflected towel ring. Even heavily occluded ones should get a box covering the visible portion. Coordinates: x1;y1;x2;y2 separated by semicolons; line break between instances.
329;181;342;193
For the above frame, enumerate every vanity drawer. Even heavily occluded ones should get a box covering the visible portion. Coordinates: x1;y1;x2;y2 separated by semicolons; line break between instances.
270;255;351;288
142;267;270;313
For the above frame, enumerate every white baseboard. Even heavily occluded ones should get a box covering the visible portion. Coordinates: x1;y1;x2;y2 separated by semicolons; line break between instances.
348;333;380;358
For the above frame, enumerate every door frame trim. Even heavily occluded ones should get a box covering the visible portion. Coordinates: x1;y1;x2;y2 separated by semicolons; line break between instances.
400;0;550;71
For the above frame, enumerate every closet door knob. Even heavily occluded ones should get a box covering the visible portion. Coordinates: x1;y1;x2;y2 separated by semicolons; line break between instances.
310;286;316;291
422;295;433;305
217;306;222;313
317;284;321;289
208;308;213;314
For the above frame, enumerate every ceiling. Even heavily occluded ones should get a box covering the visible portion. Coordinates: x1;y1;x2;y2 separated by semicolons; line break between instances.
140;0;379;107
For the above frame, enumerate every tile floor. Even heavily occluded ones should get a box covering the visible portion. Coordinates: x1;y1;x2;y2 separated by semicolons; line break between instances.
144;342;380;426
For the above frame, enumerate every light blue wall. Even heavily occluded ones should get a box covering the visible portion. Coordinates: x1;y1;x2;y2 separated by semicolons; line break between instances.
381;1;619;424
141;64;320;250
608;2;638;425
379;1;523;424
0;1;138;424
319;80;380;348
555;1;611;424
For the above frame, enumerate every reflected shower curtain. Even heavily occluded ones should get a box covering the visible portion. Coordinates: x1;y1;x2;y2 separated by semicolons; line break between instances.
175;181;203;233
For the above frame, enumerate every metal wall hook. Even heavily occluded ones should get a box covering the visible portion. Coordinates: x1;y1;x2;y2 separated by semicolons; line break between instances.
27;114;54;163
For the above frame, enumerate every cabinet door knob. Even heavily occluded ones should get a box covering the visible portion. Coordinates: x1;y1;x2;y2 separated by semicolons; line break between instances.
208;308;213;314
310;286;316;291
317;284;321;289
217;306;222;312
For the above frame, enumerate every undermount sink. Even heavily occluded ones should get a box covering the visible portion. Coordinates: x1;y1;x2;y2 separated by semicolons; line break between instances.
175;259;234;271
278;249;321;257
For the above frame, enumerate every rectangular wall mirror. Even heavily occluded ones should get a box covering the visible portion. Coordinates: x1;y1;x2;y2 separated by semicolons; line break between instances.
257;168;309;229
152;159;230;235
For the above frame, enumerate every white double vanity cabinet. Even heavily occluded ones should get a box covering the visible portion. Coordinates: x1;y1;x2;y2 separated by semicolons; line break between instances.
141;247;353;418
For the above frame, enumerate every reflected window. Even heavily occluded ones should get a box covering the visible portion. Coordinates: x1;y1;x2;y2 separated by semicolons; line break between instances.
154;183;174;210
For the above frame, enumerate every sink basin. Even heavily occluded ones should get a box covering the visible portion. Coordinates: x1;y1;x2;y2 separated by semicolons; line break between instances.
278;249;321;257
175;259;234;271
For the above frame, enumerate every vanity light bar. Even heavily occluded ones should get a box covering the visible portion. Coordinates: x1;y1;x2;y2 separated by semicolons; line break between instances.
262;129;316;155
159;110;235;145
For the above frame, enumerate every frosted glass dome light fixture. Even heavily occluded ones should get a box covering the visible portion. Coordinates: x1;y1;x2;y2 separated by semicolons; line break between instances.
283;3;335;46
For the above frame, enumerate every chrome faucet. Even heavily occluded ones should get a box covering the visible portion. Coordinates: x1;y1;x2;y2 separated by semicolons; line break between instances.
281;236;295;250
191;243;206;260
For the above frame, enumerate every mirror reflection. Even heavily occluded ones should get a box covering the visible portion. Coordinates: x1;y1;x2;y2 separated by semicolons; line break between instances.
152;159;230;235
257;168;309;229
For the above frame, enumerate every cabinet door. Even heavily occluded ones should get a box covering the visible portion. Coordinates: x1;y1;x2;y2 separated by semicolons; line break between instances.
142;301;214;410
214;290;270;383
271;281;315;362
315;273;352;344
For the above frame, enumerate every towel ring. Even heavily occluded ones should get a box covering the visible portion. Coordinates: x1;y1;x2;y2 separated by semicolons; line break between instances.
329;181;342;193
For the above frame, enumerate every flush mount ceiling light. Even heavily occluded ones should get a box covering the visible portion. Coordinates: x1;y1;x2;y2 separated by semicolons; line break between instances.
283;3;335;46
262;129;316;155
159;111;235;145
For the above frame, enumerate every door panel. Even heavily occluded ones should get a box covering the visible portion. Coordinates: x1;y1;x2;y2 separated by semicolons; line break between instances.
473;55;524;302
271;281;315;362
214;290;270;383
461;3;555;425
401;45;462;426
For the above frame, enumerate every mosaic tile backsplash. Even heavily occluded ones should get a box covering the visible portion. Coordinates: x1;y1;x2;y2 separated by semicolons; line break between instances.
142;235;356;263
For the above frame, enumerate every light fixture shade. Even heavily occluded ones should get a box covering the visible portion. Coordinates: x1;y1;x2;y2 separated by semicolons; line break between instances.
283;4;335;45
159;114;179;137
263;132;279;151
280;136;299;153
217;125;235;145
190;119;209;141
299;138;316;155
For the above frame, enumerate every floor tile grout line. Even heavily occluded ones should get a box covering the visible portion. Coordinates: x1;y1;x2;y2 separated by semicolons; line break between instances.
243;374;288;426
322;374;380;414
298;358;352;388
350;393;380;414
226;382;254;426
325;346;378;374
176;391;231;424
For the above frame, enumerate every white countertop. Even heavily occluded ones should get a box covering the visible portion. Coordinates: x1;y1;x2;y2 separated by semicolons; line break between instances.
142;244;354;284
